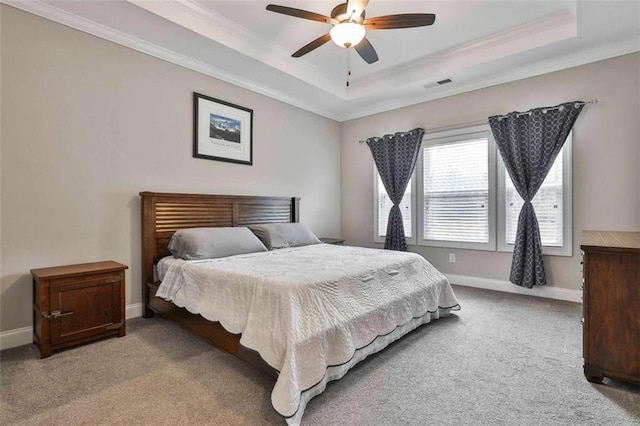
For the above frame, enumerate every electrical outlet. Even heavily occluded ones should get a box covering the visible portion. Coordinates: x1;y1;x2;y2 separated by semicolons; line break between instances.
449;253;456;263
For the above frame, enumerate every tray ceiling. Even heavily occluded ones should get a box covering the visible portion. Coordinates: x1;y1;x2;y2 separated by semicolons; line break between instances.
4;0;639;121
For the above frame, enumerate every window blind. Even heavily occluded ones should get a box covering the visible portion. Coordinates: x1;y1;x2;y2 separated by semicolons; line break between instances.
505;147;564;246
377;175;412;238
423;138;489;243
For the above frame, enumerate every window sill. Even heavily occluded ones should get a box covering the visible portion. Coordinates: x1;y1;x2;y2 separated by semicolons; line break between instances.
497;246;573;257
417;239;496;251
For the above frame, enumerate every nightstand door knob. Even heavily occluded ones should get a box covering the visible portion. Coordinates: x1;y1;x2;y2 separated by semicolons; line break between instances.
42;310;74;319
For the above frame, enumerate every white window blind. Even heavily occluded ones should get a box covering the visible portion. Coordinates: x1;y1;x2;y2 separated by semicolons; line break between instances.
505;147;564;247
377;174;412;238
423;137;489;243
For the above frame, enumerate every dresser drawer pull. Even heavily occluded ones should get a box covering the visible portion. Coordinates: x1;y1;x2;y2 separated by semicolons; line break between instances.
42;310;74;319
105;275;124;283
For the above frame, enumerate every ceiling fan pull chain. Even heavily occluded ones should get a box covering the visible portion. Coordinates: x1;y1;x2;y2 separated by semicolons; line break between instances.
346;48;351;87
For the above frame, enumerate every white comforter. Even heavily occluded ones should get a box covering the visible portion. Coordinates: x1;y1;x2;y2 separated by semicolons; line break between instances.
156;244;459;423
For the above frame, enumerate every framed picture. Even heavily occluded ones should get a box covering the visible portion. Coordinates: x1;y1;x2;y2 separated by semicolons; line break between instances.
193;92;253;165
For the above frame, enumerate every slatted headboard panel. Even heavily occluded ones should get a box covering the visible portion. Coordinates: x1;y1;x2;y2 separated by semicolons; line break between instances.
140;192;300;317
154;200;234;261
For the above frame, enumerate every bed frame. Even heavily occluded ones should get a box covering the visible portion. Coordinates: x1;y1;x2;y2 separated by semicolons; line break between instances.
140;191;300;379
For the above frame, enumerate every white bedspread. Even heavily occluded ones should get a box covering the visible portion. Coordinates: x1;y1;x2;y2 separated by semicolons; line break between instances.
156;244;459;423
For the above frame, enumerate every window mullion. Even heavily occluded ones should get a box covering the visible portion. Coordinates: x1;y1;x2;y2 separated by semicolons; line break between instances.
418;127;495;251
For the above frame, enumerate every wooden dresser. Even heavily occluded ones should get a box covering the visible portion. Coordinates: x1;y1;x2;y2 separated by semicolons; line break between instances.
580;231;640;385
31;261;128;358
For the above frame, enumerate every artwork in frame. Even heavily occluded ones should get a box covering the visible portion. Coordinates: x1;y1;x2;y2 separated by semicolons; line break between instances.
193;92;253;165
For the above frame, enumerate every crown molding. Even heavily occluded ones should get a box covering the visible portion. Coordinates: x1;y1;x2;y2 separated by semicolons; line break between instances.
338;36;640;121
2;1;638;123
0;0;342;121
126;0;346;97
348;9;578;99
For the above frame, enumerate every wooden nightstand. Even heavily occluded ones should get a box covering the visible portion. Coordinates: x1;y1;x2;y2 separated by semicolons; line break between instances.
320;238;345;245
31;261;128;358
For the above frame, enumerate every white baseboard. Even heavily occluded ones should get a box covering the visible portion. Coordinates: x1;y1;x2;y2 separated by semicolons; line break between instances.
126;303;143;320
0;303;144;351
446;273;582;303
0;326;33;352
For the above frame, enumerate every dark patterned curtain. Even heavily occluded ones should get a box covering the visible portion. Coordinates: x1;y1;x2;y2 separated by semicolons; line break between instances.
367;128;424;251
489;102;583;288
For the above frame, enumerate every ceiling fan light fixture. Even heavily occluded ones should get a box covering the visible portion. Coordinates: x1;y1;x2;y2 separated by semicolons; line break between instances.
330;22;365;48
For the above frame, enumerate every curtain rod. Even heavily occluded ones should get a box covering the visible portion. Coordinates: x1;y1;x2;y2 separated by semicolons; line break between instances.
493;99;598;120
358;99;598;143
358;119;487;144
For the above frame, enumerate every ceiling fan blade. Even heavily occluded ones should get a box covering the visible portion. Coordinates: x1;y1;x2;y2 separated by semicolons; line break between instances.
355;37;378;64
266;4;335;24
364;14;436;30
346;0;370;19
292;33;332;57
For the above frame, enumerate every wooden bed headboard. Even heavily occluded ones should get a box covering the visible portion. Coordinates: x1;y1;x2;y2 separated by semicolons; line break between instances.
139;191;300;317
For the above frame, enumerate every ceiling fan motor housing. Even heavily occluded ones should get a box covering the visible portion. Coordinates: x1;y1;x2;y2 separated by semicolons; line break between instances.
331;3;365;24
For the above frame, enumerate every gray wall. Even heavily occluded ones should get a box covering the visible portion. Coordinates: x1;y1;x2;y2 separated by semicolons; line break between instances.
341;53;640;289
0;6;342;332
2;5;639;334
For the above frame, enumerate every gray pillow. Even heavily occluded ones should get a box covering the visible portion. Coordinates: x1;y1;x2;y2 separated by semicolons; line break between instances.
168;227;267;260
249;223;321;250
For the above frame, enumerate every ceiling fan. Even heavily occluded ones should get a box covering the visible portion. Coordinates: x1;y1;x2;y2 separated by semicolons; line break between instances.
266;0;436;64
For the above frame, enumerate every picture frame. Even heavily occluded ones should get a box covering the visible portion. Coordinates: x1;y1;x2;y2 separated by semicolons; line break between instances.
193;92;253;165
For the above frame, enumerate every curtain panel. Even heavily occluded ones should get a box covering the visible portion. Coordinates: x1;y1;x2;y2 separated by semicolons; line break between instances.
489;102;583;288
367;128;424;251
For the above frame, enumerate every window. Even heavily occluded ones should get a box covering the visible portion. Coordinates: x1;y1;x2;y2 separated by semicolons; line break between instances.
371;125;572;256
498;134;572;256
373;168;416;244
418;127;496;250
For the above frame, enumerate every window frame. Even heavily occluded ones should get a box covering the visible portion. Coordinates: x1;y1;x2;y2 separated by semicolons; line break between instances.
372;165;417;245
416;125;497;251
496;132;573;256
370;125;573;258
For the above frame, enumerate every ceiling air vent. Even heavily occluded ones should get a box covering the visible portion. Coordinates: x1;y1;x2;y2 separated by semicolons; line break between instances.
423;78;453;89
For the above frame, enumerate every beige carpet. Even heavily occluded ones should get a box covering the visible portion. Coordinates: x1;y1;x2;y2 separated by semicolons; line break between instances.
1;285;639;425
